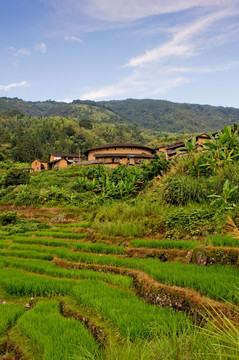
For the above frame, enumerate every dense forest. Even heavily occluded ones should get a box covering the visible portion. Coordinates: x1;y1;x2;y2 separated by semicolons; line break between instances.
1;97;239;133
0;114;160;163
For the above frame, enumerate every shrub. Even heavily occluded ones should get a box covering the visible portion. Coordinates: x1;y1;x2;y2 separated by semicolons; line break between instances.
164;207;215;234
3;167;30;187
163;175;209;205
0;211;20;226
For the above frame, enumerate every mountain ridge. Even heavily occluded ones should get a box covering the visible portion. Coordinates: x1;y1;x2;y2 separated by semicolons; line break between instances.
1;97;239;133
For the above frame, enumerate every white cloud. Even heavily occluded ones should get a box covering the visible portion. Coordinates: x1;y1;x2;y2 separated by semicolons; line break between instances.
9;47;31;58
64;35;83;43
0;81;30;92
35;42;47;53
44;0;237;22
80;58;239;101
124;8;238;67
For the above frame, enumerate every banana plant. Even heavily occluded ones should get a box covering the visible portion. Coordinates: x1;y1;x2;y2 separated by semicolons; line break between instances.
208;180;239;210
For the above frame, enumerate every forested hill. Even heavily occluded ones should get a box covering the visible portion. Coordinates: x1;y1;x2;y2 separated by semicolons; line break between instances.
1;97;239;133
98;99;239;132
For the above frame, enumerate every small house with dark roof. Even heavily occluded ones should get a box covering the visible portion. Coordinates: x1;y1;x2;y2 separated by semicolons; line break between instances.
84;143;156;167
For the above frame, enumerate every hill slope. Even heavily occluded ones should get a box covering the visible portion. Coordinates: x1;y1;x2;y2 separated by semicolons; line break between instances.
1;97;239;133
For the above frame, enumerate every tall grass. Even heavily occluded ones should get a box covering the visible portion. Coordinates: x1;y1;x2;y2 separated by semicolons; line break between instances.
0;256;133;289
72;280;191;340
206;234;239;248
18;301;99;360
93;220;146;238
130;239;200;250
0;303;25;334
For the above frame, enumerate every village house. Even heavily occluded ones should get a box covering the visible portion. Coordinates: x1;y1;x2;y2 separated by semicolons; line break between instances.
31;153;81;172
31;159;48;172
48;153;81;170
82;143;156;167
155;133;217;160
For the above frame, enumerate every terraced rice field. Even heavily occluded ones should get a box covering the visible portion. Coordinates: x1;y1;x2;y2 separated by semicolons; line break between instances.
0;222;238;359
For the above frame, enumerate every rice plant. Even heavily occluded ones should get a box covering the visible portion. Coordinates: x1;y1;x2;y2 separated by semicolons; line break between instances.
206;234;239;247
18;301;100;360
10;235;125;255
22;231;88;240
0;255;133;289
72;280;192;340
130;238;200;250
0;303;25;335
0;268;75;296
53;250;238;303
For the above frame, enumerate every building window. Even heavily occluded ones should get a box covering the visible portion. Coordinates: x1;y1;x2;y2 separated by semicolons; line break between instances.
35;162;37;165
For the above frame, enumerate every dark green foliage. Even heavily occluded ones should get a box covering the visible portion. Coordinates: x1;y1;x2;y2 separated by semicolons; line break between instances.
0;211;48;234
0;211;19;226
3;167;30;187
141;154;170;180
164;207;215;233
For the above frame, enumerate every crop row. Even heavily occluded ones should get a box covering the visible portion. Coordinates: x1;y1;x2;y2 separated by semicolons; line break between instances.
0;239;238;303
21;231;88;240
18;301;99;360
9;235;125;255
0;266;192;343
72;279;191;340
0;303;25;335
0;255;133;289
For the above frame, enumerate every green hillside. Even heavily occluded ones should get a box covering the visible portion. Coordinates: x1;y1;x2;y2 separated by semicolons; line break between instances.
1;97;239;133
98;99;239;132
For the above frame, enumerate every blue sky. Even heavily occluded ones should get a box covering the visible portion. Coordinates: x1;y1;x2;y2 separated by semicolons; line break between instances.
1;0;239;107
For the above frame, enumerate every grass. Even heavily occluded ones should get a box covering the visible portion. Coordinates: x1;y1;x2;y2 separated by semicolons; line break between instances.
130;238;201;250
72;280;192;340
18;301;100;360
206;234;239;248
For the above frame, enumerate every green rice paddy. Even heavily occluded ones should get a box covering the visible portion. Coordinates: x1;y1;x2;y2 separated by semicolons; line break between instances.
0;224;238;359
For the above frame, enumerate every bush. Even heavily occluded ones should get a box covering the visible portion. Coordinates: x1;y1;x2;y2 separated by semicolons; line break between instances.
164;207;215;234
163;174;210;205
0;211;20;226
3;168;30;187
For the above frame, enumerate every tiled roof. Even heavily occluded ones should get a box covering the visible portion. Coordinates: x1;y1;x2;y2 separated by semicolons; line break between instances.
84;143;156;155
